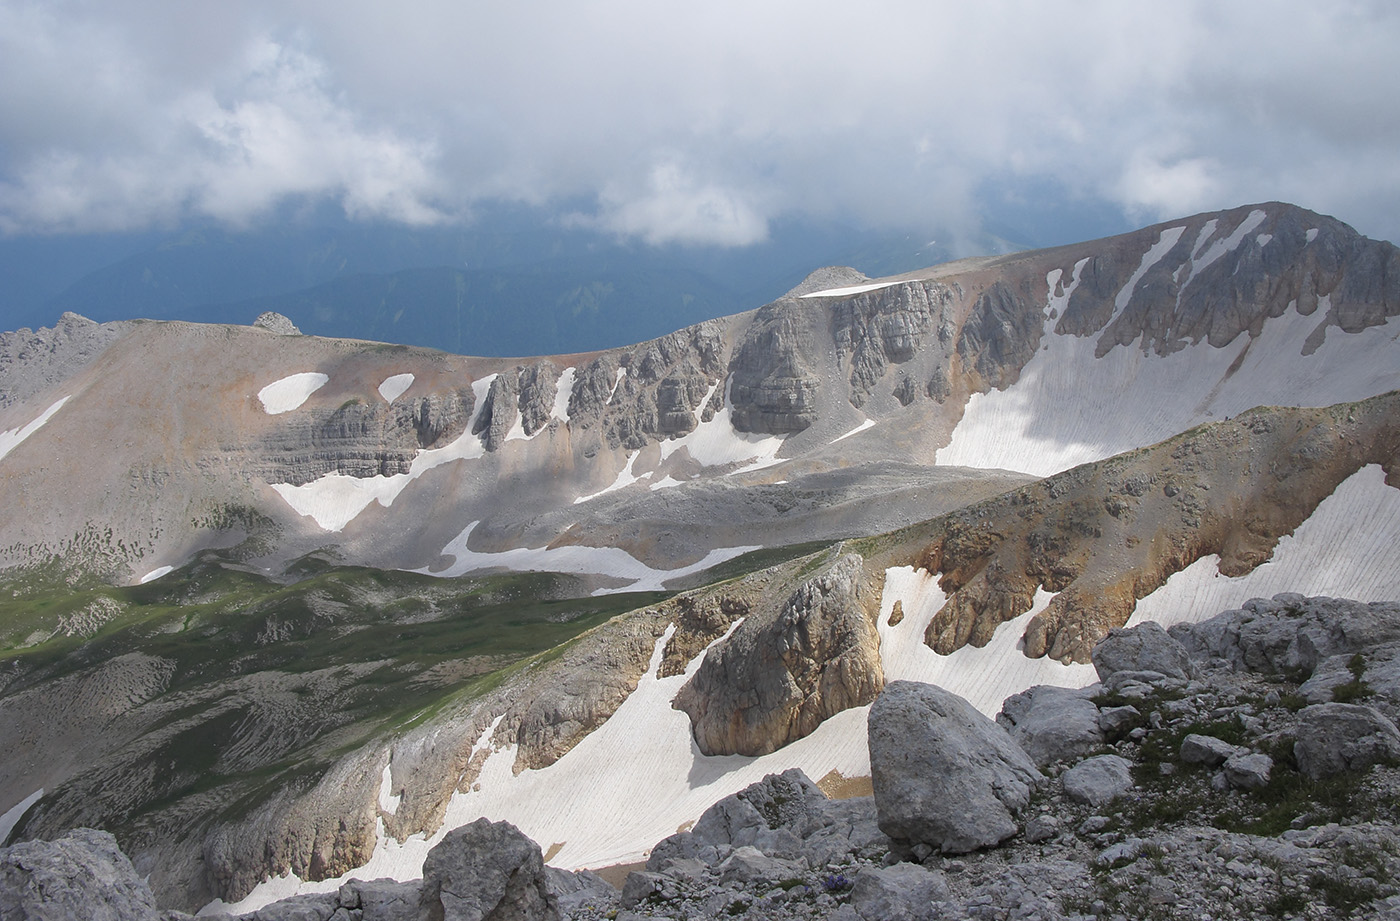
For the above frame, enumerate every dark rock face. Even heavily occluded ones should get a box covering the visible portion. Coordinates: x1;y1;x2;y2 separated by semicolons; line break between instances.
0;828;161;921
472;372;520;453
419;818;558;921
253;386;476;485
728;301;822;434
674;554;883;756
867;681;1040;854
831;281;955;407
954;280;1042;391
516;362;559;438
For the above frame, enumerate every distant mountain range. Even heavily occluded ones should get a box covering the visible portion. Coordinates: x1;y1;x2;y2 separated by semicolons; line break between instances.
1;201;1398;914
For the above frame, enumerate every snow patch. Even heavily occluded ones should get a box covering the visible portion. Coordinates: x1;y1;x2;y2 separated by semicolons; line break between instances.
800;279;904;299
1107;226;1186;325
649;475;684;491
1131;464;1400;627
258;373;328;414
1256;233;1273;248
656;379;785;469
1181;209;1266;291
0;396;69;463
378;762;401;816
0;788;42;845
272;374;496;531
608;368;626;402
938;298;1400;477
422;521;759;594
573;451;642;504
378;374;414;404
1306;228;1319;243
878;572;1096;716
139;565;175;584
830;419;875;445
552;367;577;423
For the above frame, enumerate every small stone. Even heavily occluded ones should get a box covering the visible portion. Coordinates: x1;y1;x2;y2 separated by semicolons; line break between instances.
1223;753;1273;790
1180;734;1246;767
1062;755;1134;807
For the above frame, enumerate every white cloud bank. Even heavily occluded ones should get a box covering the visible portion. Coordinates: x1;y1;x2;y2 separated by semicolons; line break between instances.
1;1;1398;243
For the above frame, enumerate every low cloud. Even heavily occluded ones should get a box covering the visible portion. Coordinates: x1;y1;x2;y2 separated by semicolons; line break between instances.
1;1;1398;243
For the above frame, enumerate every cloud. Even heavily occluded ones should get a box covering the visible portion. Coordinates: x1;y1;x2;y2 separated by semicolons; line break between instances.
1;1;1399;243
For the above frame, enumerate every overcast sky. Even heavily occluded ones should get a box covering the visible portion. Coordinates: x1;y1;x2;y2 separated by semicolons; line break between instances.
2;0;1397;246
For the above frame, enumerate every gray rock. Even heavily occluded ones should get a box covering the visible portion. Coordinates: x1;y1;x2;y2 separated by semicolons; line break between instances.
618;871;673;910
1223;753;1274;790
996;684;1104;767
253;312;301;336
1097;705;1143;736
1062;755;1134;807
675;554;883;756
338;879;422;921
1180;733;1247;767
1172;596;1400;678
1092;621;1193;684
418;818;558;921
1293;703;1400;779
248;893;337;921
1024;815;1060;843
715;846;803;885
0;828;161;921
868;681;1041;854
1300;643;1400;721
846;863;950;921
727;301;822;434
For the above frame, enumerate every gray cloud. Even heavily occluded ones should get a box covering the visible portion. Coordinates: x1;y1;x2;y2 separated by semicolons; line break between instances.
2;0;1398;243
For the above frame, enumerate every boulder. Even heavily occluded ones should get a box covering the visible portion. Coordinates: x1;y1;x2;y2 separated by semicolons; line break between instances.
338;879;422;921
996;684;1104;767
715;846;803;885
846;863;950;921
1293;703;1400;780
675;554;884;756
1062;755;1134;807
868;681;1041;854
1223;753;1274;791
1300;643;1400;721
1172;596;1400;678
1092;622;1193;685
1179;733;1247;767
0;828;162;921
541;868;615;918
418;818;558;921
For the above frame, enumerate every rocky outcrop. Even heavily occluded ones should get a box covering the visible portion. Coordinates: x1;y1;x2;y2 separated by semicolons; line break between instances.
674;554;883;756
516;362;560;438
252;313;300;336
830;281;955;407
953;279;1042;392
419;818;558;921
914;392;1400;662
867;680;1041;854
0;828;164;921
1293;703;1400;780
996;684;1103;768
0;312;132;410
472;371;519;453
727;301;821;434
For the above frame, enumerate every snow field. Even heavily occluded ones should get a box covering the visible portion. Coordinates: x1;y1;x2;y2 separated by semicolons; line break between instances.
271;374;496;531
257;373;328;414
421;520;759;594
378;374;414;404
939;286;1400;477
0;396;69;464
799;280;906;299
138;565;174;584
0;788;43;846
214;465;1400;914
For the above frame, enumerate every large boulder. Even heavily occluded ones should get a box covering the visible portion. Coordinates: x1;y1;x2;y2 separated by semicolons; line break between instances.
418;818;558;921
1171;595;1400;678
1293;703;1400;780
675;553;884;756
868;681;1041;854
1061;755;1134;807
1092;621;1193;687
0;828;162;921
846;862;950;921
996;684;1104;767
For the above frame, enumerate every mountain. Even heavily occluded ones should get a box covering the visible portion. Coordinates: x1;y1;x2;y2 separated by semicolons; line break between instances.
1;201;1399;912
